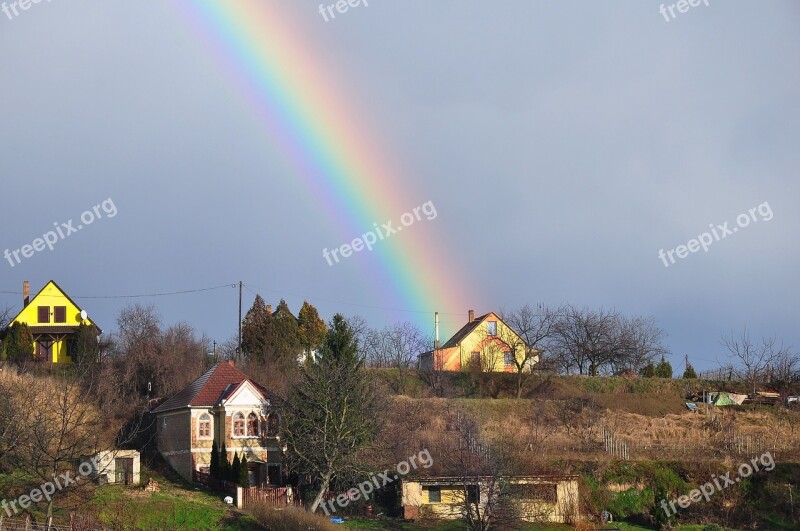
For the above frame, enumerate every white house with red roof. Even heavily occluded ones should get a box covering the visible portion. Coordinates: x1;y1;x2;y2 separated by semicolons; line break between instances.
152;361;283;486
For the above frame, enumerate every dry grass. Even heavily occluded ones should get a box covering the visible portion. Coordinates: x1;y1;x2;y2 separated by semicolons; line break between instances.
375;395;800;472
248;504;339;531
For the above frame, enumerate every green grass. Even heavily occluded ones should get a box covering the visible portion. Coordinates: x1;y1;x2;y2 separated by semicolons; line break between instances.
90;473;260;530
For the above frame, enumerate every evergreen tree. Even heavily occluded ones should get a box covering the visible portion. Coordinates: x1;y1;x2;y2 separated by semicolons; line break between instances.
231;453;241;483
219;440;230;481
298;301;327;363
655;356;673;379
683;362;697;379
280;314;383;514
265;299;302;364
239;455;249;487
68;323;100;367
241;295;271;361
210;439;219;479
640;361;656;378
5;322;33;363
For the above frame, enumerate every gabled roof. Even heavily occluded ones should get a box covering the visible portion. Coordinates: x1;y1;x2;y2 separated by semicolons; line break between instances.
152;361;275;414
2;280;102;335
441;313;491;348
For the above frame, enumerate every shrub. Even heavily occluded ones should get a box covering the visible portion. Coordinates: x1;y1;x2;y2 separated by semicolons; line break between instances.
249;504;338;530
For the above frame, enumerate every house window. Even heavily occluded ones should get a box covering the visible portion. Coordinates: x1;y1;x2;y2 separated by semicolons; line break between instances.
198;413;211;438
54;306;67;323
38;306;50;323
263;414;280;437
246;413;259;437
471;352;480;365
487;321;497;336
467;484;480;504
427;486;441;503
504;352;514;367
233;412;246;437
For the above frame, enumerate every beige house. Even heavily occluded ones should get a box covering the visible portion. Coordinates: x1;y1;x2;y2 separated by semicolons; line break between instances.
401;475;580;524
81;450;141;486
153;361;282;486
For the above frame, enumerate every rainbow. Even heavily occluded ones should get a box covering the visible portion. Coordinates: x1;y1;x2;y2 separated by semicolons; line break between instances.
171;1;480;336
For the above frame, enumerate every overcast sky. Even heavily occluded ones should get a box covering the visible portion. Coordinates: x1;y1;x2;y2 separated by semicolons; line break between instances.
1;1;798;372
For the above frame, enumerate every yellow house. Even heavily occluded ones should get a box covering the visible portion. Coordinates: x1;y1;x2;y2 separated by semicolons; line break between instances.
419;310;535;373
401;475;580;524
0;280;100;364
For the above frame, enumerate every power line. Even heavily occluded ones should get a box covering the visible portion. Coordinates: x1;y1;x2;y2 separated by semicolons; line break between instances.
0;283;237;300
243;282;463;316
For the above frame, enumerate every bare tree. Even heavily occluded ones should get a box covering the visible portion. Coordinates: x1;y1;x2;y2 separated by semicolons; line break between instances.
767;348;800;397
501;305;560;398
0;305;13;331
722;328;787;396
438;410;551;530
551;306;667;376
6;371;109;521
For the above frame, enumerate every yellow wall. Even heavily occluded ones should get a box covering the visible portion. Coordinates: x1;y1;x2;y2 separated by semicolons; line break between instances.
6;281;95;364
456;313;533;372
403;478;580;524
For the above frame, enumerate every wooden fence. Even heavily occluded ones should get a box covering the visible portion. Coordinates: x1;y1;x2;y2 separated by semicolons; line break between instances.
241;486;302;508
0;516;100;531
193;470;237;495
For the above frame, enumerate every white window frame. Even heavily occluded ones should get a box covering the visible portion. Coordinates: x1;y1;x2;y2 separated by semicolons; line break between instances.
198;413;212;439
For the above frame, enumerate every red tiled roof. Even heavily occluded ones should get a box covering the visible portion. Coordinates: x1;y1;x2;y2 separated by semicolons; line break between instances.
152;361;273;413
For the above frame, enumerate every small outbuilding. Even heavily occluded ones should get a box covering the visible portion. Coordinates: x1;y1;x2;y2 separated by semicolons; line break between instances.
401;475;580;524
81;450;141;485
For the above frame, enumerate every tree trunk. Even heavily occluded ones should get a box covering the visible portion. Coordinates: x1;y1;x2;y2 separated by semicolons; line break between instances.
311;474;331;514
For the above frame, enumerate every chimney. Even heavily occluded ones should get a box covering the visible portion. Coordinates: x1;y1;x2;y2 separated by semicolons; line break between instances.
266;304;272;314
23;281;30;307
434;312;440;349
227;360;235;367
468;309;474;323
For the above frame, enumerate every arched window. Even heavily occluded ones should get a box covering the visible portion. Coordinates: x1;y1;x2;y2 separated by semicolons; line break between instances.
233;412;245;437
263;413;280;437
198;413;211;438
246;413;259;437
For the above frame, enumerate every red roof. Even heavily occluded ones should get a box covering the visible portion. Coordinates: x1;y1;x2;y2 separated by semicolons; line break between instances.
153;361;272;413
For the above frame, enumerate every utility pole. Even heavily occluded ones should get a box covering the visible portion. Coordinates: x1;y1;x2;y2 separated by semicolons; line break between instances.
238;281;243;360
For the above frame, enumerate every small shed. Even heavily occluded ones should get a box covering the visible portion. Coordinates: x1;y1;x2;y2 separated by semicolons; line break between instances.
82;450;141;485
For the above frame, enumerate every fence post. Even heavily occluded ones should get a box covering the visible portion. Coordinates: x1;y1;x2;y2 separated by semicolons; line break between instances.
236;486;244;509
